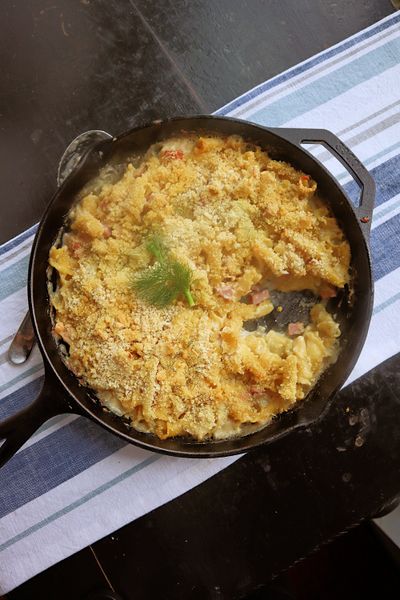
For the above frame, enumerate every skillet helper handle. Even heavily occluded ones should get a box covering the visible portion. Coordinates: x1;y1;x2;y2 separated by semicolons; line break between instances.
0;369;69;468
275;128;375;239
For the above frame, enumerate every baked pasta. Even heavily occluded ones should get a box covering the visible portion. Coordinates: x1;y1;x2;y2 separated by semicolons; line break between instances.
49;134;351;440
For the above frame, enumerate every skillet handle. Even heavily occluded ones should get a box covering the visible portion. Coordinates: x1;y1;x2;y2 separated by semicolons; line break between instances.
0;368;71;468
273;128;375;239
57;129;113;186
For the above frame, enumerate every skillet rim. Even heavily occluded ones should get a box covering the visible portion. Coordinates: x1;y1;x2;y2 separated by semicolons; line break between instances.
27;114;374;458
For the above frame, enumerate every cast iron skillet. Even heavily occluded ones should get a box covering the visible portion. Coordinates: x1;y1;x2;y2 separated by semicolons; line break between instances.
0;115;375;467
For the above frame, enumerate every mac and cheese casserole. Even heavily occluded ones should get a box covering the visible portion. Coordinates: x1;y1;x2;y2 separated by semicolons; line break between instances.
49;134;351;440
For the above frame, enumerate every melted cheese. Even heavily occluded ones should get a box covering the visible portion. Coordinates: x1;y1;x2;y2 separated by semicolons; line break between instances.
49;134;349;440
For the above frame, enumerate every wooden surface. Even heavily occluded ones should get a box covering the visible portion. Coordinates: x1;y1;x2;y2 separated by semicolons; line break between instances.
2;1;398;599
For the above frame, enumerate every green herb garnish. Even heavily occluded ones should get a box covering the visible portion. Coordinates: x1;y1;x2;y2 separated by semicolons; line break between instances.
133;235;195;308
145;235;168;264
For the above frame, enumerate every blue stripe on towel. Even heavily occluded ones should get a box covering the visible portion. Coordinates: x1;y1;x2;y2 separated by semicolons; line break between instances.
0;377;43;421
0;224;38;257
372;212;400;281
342;153;400;281
0;454;159;554
344;154;400;210
248;38;400;127
0;415;126;519
0;255;30;302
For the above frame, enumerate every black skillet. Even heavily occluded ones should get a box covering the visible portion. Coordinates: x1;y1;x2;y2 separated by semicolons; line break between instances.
0;115;375;467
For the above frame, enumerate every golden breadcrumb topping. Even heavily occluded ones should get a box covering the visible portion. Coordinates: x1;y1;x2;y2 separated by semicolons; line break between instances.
49;134;350;440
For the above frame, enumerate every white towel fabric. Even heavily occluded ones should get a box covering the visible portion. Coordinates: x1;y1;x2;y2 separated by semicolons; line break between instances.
1;11;400;593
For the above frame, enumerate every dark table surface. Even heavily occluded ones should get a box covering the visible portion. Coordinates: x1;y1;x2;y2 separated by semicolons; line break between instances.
2;1;399;599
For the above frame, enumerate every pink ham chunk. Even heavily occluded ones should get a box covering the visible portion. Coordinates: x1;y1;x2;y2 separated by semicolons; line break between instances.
288;322;305;336
216;284;235;300
247;289;270;305
161;149;184;160
320;286;337;299
103;225;112;239
67;238;83;258
249;386;267;398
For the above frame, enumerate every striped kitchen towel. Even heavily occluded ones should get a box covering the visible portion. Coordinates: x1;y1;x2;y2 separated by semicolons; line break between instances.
1;11;400;593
